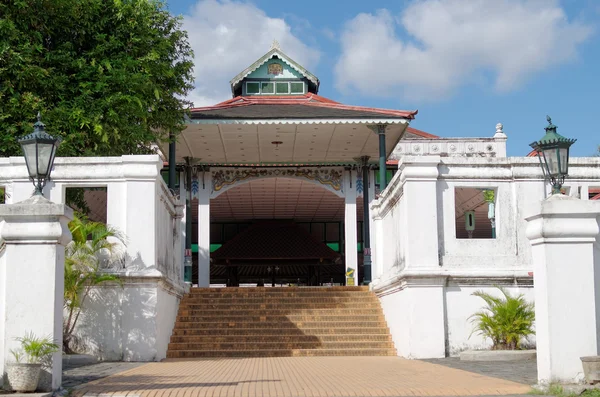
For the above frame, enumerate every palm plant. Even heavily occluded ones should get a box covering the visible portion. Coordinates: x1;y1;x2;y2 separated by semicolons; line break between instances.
469;287;535;350
11;332;59;364
63;214;125;354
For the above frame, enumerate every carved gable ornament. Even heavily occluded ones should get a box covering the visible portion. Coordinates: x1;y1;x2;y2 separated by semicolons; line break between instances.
267;62;283;76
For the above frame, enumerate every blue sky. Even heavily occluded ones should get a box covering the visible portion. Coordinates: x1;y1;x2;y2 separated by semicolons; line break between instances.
167;0;600;157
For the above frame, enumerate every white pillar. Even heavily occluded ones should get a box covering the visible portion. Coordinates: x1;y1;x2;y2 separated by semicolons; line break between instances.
0;195;73;391
121;156;162;271
396;156;445;358
180;170;187;281
197;172;211;287
401;156;440;269
344;170;358;286
525;195;600;384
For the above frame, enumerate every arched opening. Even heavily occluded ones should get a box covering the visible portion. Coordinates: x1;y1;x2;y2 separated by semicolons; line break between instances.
191;177;365;286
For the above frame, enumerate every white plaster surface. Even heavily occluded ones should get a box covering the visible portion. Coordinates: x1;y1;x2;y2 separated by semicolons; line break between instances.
72;278;181;361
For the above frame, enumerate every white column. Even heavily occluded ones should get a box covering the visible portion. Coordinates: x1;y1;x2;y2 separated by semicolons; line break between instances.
401;156;440;269
344;170;358;286
397;156;445;358
197;171;211;287
180;170;187;281
123;156;161;271
0;195;73;391
525;195;600;384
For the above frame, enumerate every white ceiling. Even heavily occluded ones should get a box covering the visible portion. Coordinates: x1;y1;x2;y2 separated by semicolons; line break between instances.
174;123;407;164
196;177;364;222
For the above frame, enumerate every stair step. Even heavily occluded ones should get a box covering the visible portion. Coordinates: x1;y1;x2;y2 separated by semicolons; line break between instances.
173;320;389;329
166;348;397;358
176;314;385;323
171;327;391;336
168;341;395;350
188;287;369;293
179;302;382;309
169;334;392;343
177;308;381;316
180;298;378;305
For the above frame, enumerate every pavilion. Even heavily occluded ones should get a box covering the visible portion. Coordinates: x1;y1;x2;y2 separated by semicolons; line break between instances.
164;41;429;287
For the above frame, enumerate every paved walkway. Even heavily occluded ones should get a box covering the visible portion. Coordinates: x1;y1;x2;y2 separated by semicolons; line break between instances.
68;357;533;397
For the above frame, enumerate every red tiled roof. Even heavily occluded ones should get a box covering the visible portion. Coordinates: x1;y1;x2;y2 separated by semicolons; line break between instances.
212;221;340;262
526;149;539;157
404;126;439;139
190;94;418;120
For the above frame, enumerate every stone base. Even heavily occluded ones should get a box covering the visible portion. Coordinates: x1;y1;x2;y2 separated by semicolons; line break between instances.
460;349;536;361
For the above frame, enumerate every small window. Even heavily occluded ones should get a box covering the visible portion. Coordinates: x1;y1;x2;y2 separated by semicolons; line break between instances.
246;82;260;94
261;82;275;94
455;187;496;239
276;82;289;94
290;82;304;94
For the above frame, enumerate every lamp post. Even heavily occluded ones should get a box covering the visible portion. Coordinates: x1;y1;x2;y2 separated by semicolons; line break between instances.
529;116;576;195
18;112;62;197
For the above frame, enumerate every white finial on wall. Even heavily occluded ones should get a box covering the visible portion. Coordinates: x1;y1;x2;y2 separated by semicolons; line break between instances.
271;40;281;50
494;122;507;138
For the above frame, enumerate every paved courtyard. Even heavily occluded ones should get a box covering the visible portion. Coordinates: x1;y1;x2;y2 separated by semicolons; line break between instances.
68;357;534;397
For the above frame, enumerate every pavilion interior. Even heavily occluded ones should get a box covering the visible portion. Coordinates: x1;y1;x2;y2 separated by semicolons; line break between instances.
191;177;367;286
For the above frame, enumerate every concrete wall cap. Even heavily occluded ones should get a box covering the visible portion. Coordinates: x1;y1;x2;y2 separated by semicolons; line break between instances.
0;195;74;219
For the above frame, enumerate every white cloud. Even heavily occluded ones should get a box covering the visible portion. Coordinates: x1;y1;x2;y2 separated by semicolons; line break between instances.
335;0;593;100
182;0;320;107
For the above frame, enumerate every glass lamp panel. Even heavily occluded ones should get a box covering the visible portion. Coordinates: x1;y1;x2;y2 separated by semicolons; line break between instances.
36;142;54;177
543;147;560;176
246;82;260;94
20;142;38;178
558;147;569;174
276;82;289;94
261;82;274;94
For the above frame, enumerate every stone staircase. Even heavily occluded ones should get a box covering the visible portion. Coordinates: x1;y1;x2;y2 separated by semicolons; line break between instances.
167;286;396;358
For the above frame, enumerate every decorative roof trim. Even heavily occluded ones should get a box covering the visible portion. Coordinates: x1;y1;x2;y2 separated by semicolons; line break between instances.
189;118;411;125
229;49;319;93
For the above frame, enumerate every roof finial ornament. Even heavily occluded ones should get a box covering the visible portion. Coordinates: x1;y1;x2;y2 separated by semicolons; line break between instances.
271;39;280;50
494;122;507;139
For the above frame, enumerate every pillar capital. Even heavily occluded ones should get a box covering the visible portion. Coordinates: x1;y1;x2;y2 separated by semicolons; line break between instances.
525;194;600;245
0;195;73;245
367;124;387;134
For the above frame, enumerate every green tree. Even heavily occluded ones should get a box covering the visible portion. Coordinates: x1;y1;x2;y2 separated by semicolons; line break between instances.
0;0;194;158
63;214;125;354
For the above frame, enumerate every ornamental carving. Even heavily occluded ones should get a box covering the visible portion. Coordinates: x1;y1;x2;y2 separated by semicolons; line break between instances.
268;63;283;75
212;168;343;194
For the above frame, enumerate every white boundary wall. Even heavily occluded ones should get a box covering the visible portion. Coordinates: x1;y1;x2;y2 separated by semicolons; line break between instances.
371;156;600;358
0;155;186;361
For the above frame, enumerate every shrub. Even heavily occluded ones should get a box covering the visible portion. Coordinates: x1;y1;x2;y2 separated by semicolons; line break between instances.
469;287;535;350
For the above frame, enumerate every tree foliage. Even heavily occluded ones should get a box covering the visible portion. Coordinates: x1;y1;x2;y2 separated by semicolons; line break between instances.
469;287;535;350
0;0;194;157
63;214;125;354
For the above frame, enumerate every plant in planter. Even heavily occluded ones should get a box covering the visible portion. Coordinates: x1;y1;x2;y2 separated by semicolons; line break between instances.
469;287;535;350
5;332;59;392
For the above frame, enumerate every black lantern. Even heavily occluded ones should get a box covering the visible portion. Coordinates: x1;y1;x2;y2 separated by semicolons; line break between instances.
529;116;576;195
18;112;61;196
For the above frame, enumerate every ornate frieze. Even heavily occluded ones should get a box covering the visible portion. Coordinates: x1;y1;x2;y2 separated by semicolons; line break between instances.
210;167;344;197
391;138;505;159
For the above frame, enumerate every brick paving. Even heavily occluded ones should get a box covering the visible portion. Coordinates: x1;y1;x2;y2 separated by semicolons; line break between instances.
422;358;537;386
63;362;146;389
68;357;533;397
